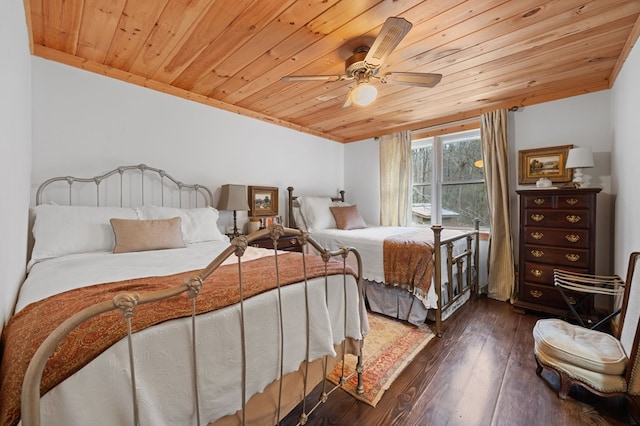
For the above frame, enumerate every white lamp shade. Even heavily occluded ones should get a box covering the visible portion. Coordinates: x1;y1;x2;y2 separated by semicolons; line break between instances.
218;184;250;211
565;147;594;169
351;83;377;106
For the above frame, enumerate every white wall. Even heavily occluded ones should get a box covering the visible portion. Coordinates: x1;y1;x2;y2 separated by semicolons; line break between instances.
611;38;640;350
344;138;379;225
0;0;32;327
31;58;345;233
611;41;640;273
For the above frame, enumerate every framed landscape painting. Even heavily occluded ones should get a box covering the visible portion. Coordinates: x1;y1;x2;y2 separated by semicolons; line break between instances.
518;144;573;184
248;186;278;216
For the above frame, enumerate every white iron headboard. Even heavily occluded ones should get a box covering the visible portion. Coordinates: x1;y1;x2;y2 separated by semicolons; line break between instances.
35;164;213;208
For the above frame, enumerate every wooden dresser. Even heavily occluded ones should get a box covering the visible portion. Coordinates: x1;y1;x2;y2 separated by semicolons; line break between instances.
514;188;601;315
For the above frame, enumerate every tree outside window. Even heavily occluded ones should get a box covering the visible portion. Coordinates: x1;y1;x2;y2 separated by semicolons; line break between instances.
411;129;488;229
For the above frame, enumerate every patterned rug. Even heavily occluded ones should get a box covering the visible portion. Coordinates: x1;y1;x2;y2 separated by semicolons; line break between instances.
327;312;435;407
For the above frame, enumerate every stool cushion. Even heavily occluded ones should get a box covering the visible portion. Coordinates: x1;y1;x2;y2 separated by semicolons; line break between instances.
533;318;628;375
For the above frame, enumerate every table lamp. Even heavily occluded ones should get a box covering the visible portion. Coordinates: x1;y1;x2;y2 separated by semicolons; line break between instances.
218;184;249;237
565;147;594;188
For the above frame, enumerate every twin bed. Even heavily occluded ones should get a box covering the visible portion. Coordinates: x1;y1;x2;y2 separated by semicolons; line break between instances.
0;165;479;426
287;187;480;336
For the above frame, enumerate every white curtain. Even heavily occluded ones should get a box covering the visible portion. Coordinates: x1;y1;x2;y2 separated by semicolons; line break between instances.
481;109;515;301
379;131;412;226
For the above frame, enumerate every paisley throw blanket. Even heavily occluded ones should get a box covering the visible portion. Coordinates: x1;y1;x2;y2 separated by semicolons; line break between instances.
383;228;436;301
0;252;352;426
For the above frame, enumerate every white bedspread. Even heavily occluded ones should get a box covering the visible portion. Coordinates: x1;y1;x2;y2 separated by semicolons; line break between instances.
15;242;365;425
309;226;467;309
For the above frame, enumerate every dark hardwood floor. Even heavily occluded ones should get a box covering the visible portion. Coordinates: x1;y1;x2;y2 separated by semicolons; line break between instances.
282;296;634;425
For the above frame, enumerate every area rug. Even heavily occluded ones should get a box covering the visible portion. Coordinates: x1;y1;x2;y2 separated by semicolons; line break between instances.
327;312;435;407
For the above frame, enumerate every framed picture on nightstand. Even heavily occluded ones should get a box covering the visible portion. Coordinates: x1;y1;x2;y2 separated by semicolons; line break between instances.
248;186;278;216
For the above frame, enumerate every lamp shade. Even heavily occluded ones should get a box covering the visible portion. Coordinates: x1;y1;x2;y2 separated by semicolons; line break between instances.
351;83;377;106
565;147;594;169
217;184;250;211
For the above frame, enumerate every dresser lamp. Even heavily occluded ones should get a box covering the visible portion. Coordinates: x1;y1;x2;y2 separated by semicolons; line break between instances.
218;184;249;237
565;147;594;188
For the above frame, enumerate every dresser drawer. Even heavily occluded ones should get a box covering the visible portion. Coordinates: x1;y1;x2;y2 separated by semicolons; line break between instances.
523;209;590;228
523;195;553;208
522;193;592;209
519;282;578;310
556;194;591;209
523;227;590;248
523;262;587;285
523;245;590;268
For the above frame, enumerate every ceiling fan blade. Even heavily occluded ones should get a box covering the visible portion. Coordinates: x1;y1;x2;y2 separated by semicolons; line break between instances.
281;75;343;82
383;72;442;88
364;17;413;69
342;88;353;108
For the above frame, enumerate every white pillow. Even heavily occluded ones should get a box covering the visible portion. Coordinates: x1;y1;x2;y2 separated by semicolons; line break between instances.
292;206;308;232
136;206;227;243
297;196;348;232
31;205;139;262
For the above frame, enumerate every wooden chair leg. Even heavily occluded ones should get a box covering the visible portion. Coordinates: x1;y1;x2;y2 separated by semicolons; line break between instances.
534;356;543;376
534;354;571;399
557;372;570;399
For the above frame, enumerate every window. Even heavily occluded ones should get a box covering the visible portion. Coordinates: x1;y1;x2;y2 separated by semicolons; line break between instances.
411;129;488;229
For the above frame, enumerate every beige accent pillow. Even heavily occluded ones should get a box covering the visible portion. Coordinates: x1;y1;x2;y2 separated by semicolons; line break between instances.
110;217;186;253
329;205;367;230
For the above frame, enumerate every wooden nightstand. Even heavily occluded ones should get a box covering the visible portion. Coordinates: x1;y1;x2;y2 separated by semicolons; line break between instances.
250;234;302;252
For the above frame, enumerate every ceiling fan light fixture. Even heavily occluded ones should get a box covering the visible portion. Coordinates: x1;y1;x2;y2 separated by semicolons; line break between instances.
351;83;377;106
281;17;442;109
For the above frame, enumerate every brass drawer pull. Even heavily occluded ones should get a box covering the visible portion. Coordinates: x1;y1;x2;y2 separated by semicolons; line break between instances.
530;290;543;298
531;232;544;240
533;198;545;205
565;234;581;243
565;198;579;206
565;253;580;262
531;214;544;222
568;296;577;305
566;215;581;224
531;250;544;258
531;269;543;278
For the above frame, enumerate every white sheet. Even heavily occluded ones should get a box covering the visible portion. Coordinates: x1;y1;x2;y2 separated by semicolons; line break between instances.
308;226;467;309
14;242;366;425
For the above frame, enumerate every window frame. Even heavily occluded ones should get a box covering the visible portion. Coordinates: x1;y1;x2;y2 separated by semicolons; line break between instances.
411;128;486;228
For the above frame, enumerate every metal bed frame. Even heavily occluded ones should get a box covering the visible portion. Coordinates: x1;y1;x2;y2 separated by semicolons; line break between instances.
35;163;213;207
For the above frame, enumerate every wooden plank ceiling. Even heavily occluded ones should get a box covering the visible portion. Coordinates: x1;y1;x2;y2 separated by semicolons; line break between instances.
25;0;640;143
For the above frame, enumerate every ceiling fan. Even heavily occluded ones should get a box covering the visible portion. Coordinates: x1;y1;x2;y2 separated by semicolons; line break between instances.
281;17;442;107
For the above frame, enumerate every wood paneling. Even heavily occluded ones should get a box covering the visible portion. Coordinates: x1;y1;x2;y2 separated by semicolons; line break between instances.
24;0;640;143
